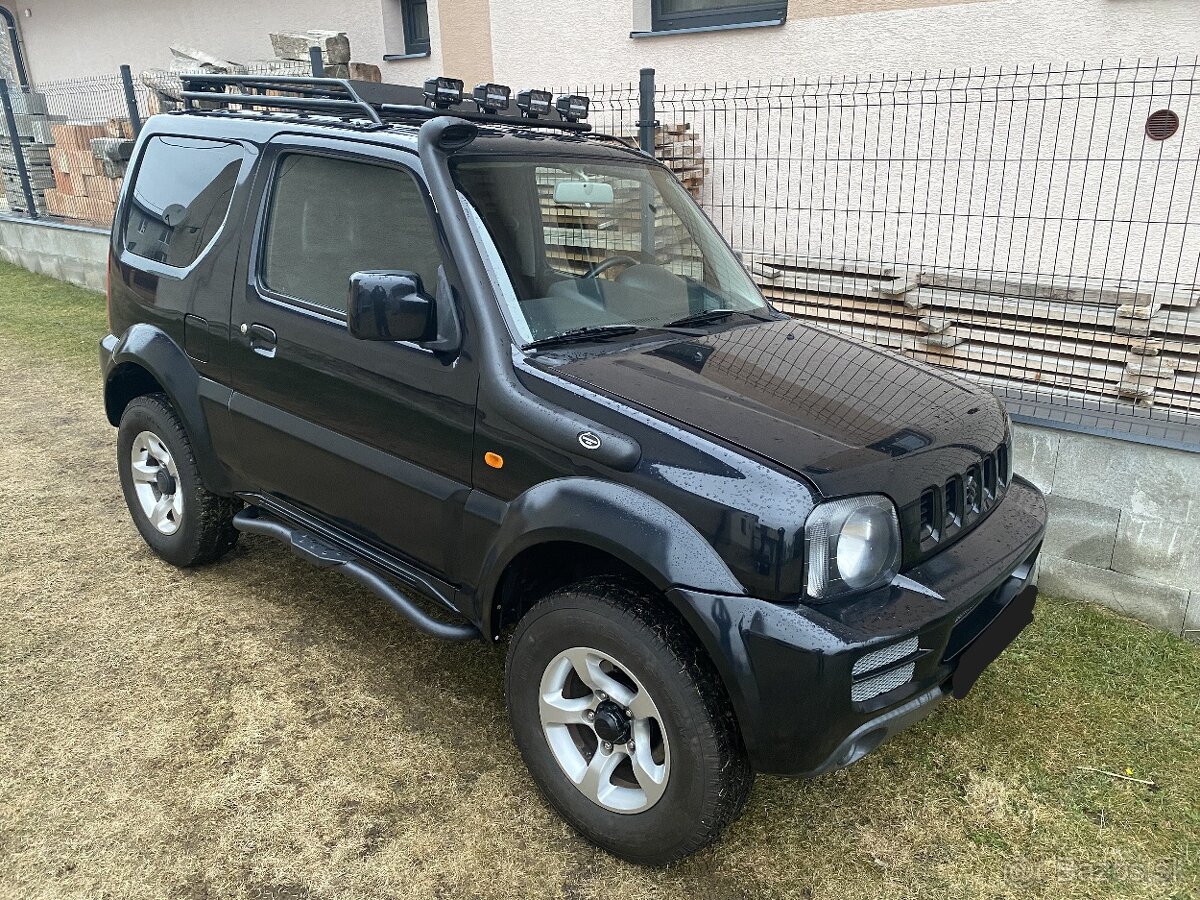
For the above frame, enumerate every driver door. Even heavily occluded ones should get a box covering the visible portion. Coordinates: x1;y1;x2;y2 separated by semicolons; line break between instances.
226;136;477;580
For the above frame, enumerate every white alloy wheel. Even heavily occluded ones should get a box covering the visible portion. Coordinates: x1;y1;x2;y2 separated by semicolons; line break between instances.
538;646;671;814
129;430;184;535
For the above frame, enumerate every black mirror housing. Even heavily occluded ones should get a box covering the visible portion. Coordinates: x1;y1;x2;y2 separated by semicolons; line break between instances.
347;271;436;342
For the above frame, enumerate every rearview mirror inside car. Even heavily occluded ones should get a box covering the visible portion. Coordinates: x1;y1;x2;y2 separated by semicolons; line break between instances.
553;180;615;205
347;271;436;342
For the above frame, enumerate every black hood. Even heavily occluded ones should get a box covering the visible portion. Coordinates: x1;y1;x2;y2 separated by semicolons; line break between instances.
542;318;1009;508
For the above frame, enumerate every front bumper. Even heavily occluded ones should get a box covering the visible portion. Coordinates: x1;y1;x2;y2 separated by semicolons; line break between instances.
670;475;1047;777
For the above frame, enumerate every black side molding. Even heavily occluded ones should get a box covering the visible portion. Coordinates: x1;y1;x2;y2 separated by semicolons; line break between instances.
233;507;481;642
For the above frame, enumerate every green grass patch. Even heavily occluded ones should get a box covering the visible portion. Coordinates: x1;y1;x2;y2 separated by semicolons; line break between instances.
0;259;107;366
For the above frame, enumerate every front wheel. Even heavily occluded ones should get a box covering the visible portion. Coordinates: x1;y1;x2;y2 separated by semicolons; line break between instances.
506;578;753;865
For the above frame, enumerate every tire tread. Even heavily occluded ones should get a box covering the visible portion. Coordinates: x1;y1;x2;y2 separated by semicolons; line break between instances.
119;393;239;566
507;576;753;864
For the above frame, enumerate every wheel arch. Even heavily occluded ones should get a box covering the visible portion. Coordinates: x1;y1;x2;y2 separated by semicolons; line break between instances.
103;324;232;494
104;359;164;425
476;478;746;639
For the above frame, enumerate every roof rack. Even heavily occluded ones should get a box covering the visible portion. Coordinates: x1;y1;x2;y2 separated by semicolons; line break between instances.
178;73;593;134
180;73;386;127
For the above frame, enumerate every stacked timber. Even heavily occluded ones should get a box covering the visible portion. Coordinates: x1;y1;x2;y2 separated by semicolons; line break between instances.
617;123;706;199
44;124;133;225
538;171;704;278
751;254;1200;417
536;123;707;276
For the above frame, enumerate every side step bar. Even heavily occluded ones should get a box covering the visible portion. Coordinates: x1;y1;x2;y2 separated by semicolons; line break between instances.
233;508;481;642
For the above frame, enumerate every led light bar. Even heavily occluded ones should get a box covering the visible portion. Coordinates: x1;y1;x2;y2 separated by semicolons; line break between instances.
472;82;511;114
555;94;589;123
423;76;464;109
516;88;553;119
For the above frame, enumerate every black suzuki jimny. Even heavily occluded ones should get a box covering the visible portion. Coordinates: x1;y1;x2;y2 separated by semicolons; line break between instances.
99;74;1046;864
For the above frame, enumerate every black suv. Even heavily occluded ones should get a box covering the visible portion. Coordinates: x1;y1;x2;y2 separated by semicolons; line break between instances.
99;75;1046;864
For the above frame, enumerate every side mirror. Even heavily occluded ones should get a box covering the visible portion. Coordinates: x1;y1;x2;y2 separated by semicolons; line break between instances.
347;271;436;342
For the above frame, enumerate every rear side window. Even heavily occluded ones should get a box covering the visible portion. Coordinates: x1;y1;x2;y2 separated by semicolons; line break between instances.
261;154;443;314
124;136;243;268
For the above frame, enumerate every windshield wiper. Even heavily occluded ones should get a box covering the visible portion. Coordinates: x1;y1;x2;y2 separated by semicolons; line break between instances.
664;307;775;329
522;324;640;351
664;308;736;328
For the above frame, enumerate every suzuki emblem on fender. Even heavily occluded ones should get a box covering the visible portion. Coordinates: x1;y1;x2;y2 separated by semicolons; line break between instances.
578;431;602;450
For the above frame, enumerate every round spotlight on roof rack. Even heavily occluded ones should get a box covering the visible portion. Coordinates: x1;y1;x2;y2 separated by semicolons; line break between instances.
472;83;511;114
555;94;590;123
423;77;464;110
516;88;552;119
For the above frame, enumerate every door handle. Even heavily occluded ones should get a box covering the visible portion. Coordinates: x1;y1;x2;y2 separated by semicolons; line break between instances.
241;322;277;359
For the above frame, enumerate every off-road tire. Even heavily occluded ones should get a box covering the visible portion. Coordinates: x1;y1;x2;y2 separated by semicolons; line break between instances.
116;393;240;567
506;577;753;865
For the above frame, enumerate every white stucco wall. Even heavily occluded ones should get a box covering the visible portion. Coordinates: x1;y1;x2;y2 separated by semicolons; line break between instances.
489;0;1200;86
7;0;1196;89
479;0;1200;302
0;0;443;86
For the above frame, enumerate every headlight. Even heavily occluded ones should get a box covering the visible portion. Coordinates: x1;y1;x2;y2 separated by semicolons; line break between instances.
805;495;901;599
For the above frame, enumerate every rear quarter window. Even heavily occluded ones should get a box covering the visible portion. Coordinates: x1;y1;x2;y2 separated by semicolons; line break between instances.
123;136;244;268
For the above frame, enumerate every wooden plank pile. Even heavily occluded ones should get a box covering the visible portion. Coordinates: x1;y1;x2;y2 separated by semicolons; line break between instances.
538;170;704;278
615;123;706;199
535;124;706;276
43;123;133;225
751;254;1200;417
141;34;381;114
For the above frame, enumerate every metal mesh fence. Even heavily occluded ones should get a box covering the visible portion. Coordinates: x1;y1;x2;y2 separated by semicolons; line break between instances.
645;59;1200;446
0;59;1196;446
35;74;132;123
0;60;313;226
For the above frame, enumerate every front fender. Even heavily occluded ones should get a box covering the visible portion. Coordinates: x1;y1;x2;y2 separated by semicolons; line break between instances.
473;477;747;633
101;324;234;494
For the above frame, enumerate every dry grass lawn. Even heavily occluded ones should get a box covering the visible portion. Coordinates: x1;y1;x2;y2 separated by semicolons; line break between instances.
0;262;1197;900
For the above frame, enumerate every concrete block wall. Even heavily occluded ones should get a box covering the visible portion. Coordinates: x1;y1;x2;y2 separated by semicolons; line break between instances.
1014;423;1200;641
0;216;107;292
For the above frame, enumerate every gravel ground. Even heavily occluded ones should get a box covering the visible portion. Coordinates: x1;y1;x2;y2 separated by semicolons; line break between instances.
0;270;1197;900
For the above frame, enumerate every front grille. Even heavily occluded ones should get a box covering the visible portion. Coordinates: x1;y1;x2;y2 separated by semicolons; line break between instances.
919;490;937;542
944;476;962;528
918;437;1011;551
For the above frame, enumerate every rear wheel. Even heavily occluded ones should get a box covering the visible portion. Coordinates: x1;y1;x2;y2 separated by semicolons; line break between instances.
116;393;239;567
506;578;753;865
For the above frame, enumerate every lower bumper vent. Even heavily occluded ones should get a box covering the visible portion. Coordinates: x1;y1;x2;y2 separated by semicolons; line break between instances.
852;663;917;702
852;636;919;703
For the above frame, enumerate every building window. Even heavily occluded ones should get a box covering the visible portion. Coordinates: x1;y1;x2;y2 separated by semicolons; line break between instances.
651;0;787;31
402;0;431;54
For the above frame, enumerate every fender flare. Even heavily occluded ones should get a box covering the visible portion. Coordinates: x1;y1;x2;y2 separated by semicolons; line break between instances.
102;324;233;494
475;477;746;635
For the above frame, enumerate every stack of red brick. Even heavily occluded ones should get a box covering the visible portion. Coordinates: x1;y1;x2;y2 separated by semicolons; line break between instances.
45;120;133;225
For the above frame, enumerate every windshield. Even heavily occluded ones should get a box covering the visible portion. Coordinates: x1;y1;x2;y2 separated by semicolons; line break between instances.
453;156;769;345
